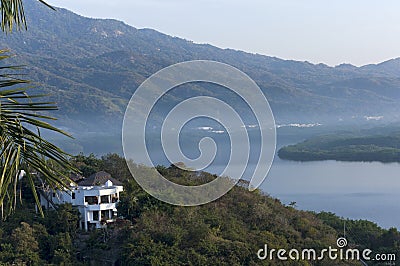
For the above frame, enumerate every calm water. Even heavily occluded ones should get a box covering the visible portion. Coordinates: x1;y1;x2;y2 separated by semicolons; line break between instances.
264;158;400;229
208;158;400;229
135;125;400;229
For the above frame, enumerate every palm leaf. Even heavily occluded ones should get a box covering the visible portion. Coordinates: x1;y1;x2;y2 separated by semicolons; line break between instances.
0;49;77;218
0;0;54;32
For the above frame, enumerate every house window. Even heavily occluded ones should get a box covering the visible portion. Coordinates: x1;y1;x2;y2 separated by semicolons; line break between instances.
100;195;110;204
93;211;99;221
101;210;110;221
111;193;118;203
85;196;98;205
72;193;75;200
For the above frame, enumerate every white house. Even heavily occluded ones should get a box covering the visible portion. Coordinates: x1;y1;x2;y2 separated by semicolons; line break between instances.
40;171;124;231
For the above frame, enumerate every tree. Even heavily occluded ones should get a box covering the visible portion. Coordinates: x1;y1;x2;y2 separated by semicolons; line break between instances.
1;1;77;218
11;222;40;265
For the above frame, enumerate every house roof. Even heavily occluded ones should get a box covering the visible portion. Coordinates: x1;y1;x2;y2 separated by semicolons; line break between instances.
70;173;84;182
78;171;123;186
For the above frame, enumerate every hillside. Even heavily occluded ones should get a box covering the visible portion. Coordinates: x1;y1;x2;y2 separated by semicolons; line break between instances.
1;1;400;140
0;154;398;265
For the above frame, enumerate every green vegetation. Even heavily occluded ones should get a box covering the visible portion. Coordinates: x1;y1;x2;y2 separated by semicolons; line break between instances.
1;154;398;265
278;133;400;162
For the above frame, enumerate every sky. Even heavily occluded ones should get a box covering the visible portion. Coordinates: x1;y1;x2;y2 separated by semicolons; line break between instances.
47;0;400;67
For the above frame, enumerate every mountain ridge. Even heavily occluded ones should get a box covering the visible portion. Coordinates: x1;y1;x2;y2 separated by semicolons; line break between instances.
1;0;400;140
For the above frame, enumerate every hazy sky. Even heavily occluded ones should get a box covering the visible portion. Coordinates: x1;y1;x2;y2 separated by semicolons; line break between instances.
48;0;400;66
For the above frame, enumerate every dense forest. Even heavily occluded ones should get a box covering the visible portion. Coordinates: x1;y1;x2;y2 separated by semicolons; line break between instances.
0;154;398;265
278;132;400;162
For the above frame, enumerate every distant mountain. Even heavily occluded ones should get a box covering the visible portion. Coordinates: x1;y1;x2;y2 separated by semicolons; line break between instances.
1;1;400;152
360;58;400;77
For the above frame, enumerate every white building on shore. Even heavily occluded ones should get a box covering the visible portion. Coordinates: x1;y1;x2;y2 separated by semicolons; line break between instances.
40;171;124;231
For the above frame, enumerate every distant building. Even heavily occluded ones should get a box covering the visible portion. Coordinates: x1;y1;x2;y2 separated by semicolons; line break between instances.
40;171;124;231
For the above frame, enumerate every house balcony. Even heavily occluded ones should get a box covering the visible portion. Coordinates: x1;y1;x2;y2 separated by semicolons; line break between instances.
84;202;118;211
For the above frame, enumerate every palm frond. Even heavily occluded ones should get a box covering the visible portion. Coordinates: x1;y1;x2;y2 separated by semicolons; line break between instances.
0;0;54;32
0;49;77;218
